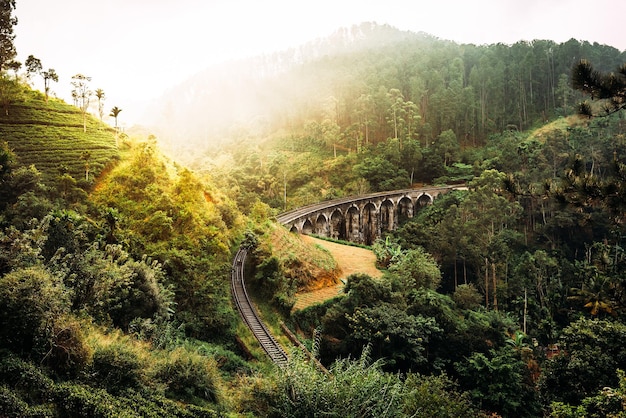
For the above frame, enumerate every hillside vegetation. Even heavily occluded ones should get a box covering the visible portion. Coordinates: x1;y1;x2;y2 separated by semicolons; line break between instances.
0;83;256;415
0;84;119;186
3;21;626;417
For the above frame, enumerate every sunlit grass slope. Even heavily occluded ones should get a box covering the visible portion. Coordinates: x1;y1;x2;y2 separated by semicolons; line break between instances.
0;86;119;185
263;223;340;291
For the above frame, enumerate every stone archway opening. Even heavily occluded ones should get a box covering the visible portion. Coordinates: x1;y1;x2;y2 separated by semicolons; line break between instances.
302;219;314;235
415;193;433;213
362;202;378;245
346;206;360;243
315;214;329;237
380;199;395;232
330;209;346;240
397;196;414;224
290;225;299;233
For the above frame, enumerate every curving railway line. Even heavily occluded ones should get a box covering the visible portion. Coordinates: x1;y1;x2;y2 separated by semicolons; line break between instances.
233;185;460;366
231;247;289;367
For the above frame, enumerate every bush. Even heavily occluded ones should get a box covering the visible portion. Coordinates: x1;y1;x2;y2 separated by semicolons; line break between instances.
0;266;69;356
41;316;92;378
155;347;221;405
402;373;483;418
90;341;148;395
0;355;54;416
53;382;134;418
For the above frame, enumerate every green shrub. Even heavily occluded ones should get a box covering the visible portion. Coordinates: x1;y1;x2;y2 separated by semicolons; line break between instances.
0;266;69;356
90;342;148;395
0;355;54;416
0;385;34;417
53;382;134;418
41;315;92;378
402;373;483;418
155;347;220;405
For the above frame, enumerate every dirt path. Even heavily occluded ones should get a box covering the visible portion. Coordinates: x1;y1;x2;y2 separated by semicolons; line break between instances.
293;236;382;310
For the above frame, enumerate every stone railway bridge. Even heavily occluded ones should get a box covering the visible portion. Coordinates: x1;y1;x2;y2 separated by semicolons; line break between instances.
276;185;464;245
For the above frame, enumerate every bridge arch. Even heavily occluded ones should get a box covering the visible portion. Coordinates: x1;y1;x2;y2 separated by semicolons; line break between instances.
302;219;314;235
416;193;433;210
397;196;414;223
315;213;329;236
380;199;395;232
346;205;360;242
362;202;378;245
330;209;346;240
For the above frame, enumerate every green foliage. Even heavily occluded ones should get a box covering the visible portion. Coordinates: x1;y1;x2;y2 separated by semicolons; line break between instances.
90;140;240;340
41;315;92;378
455;346;541;417
89;340;150;396
387;246;442;290
0;75;23;115
548;369;626;418
0;266;70;356
154;347;221;405
262;349;406;417
572;59;626;117
453;283;483;310
353;149;410;192
0;352;220;416
540;318;626;407
402;373;484;418
252;348;483;417
0;88;119;188
371;236;403;268
346;304;442;369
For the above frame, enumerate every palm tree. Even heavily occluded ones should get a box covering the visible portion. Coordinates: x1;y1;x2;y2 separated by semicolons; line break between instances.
95;88;105;120
568;270;617;317
109;106;122;148
109;106;122;130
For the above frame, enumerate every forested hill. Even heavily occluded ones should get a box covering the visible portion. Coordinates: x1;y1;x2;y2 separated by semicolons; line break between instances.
146;22;625;164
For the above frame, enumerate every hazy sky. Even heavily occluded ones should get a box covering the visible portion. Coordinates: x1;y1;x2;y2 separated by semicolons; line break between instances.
14;0;626;126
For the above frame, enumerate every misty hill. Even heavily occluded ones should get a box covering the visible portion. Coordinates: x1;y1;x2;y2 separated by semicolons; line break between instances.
145;22;626;167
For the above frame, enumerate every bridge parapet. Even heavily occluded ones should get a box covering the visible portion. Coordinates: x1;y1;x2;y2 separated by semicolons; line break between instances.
276;185;463;245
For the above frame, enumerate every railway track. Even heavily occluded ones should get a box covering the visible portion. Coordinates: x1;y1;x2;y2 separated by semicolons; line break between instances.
231;247;289;367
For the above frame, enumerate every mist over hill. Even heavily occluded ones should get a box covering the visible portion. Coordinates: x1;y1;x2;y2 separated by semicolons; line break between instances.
142;23;444;158
143;22;625;168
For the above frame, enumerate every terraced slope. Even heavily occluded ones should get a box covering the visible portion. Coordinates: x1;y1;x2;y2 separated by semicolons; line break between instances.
0;87;119;185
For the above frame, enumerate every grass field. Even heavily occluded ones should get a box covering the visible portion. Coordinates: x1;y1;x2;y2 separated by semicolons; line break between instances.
293;235;382;310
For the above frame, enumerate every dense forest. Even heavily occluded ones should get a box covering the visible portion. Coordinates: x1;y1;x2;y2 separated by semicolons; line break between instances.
3;11;626;417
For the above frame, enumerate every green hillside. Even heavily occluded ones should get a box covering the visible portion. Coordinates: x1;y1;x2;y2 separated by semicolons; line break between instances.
4;17;626;415
0;85;119;185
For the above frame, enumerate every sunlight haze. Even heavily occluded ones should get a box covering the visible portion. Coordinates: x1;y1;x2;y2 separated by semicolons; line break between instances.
15;0;626;127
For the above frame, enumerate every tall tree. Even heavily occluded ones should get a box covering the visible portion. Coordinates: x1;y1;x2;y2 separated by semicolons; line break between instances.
95;88;105;121
0;0;17;71
24;55;41;81
109;106;122;130
41;68;58;103
71;74;92;133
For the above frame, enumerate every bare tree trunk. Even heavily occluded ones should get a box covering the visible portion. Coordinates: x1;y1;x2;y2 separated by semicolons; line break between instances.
492;262;498;311
485;258;489;309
